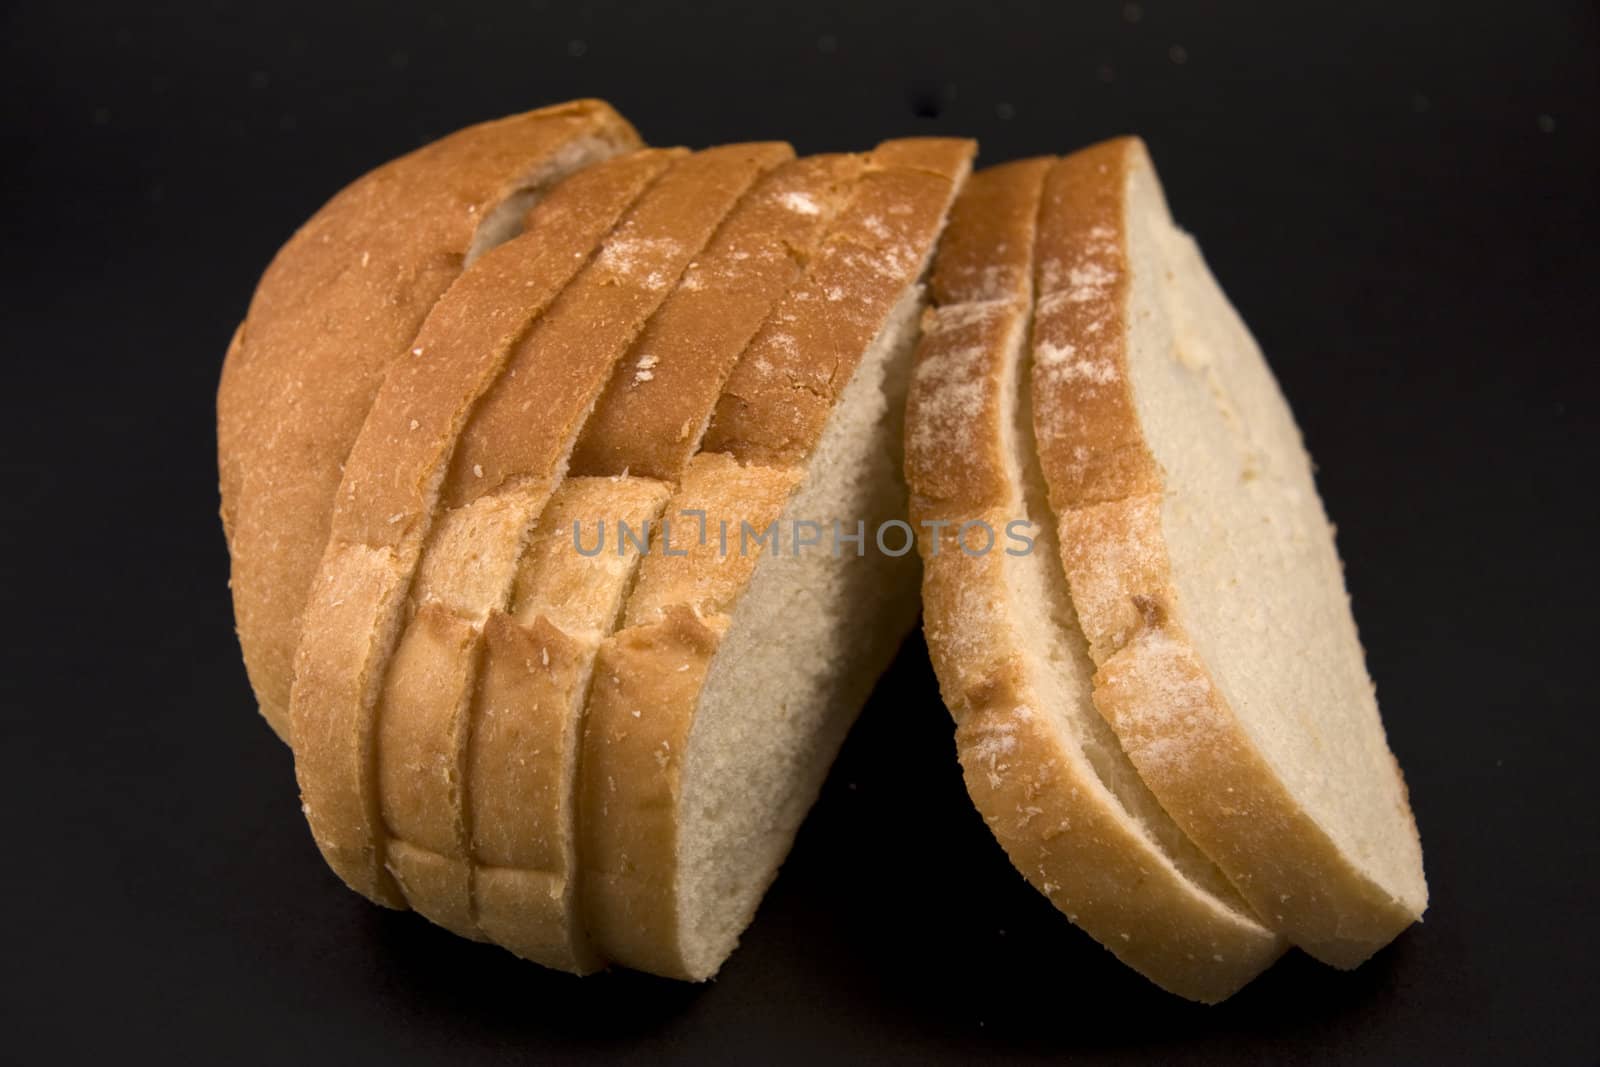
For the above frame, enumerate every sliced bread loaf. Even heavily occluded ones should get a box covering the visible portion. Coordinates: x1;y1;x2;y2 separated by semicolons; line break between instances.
219;101;639;740
1029;139;1426;967
906;159;1283;1003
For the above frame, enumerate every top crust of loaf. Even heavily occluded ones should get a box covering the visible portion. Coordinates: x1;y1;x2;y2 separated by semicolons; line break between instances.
701;139;977;466
569;153;868;481
219;101;640;740
1030;138;1426;967
907;159;1283;1003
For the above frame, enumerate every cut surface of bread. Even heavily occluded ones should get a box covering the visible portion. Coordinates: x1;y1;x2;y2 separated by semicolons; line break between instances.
906;159;1283;1003
579;138;975;979
219;101;640;740
292;144;798;916
1030;138;1426;967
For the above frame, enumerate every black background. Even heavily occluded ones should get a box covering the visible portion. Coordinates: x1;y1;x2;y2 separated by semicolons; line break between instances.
3;1;1596;1062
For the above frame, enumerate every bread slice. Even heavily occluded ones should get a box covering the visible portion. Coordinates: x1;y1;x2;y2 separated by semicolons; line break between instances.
578;138;975;979
219;100;640;740
906;159;1283;1003
1029;139;1426;966
290;144;791;908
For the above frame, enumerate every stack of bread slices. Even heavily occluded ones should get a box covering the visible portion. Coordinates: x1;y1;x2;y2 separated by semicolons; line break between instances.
218;100;1424;1000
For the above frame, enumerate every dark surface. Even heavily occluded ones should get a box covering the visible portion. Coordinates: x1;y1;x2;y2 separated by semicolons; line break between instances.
2;1;1596;1062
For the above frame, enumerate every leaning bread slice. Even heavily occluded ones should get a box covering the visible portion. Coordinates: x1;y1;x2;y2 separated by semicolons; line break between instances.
578;138;975;980
219;100;639;740
905;159;1283;1003
464;153;864;971
1030;139;1426;966
288;145;693;907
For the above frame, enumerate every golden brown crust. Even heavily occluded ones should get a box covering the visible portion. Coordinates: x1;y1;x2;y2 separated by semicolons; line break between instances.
509;477;674;636
467;611;603;970
908;156;1053;512
1031;138;1422;966
907;160;1282;1002
454;477;666;972
621;452;805;627
219;101;640;740
290;542;413;904
579;607;725;976
576;138;973;977
475;611;587;871
569;154;867;480
378;602;483;936
321;144;685;550
927;156;1048;307
289;147;688;907
1031;141;1163;511
701;139;975;465
439;144;792;510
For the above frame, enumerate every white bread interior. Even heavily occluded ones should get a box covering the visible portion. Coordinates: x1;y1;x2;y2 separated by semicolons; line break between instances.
673;285;927;976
